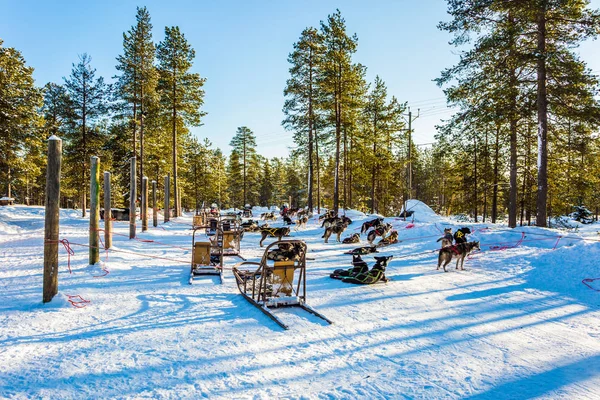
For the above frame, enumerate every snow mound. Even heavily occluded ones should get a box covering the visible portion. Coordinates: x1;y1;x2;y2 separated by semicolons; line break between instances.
401;199;443;223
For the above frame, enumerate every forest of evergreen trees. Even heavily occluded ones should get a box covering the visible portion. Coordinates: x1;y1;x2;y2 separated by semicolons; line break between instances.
2;2;600;227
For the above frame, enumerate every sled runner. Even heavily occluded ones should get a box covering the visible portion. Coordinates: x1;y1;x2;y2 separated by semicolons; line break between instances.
232;240;332;329
189;226;224;284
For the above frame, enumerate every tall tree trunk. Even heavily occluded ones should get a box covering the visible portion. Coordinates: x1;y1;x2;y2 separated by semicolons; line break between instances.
172;74;179;218
132;71;137;211
316;130;321;213
82;82;87;218
492;125;500;223
243;137;246;206
140;85;144;216
343;125;348;211
473;135;478;222
334;100;341;213
371;140;377;214
307;76;314;212
508;72;518;228
348;137;353;209
483;129;489;222
536;4;548;227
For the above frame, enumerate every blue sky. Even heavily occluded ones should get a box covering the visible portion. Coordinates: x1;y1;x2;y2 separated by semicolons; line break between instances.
2;0;600;157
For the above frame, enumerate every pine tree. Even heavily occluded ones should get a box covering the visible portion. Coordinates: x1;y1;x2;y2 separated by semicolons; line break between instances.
157;26;206;217
63;53;108;216
283;27;325;211
229;126;257;206
362;76;406;214
259;159;274;206
0;40;43;199
115;6;159;196
319;10;360;213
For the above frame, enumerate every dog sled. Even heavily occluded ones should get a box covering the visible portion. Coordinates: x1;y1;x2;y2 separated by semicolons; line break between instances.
232;240;332;330
193;211;208;229
218;219;246;260
189;226;224;284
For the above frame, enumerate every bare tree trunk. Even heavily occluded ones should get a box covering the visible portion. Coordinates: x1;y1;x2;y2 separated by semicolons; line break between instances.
483;130;489;223
473;135;478;222
172;77;179;218
492;125;500;223
316;130;321;214
536;5;548;227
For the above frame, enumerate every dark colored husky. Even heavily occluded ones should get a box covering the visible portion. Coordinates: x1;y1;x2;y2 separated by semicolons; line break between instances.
259;226;291;247
318;210;336;222
267;242;304;261
323;221;350;243
100;208;129;221
341;255;393;284
342;233;361;244
241;219;260;232
376;230;399;247
437;241;480;272
344;246;378;255
330;255;368;279
321;216;340;228
367;223;393;244
360;217;384;234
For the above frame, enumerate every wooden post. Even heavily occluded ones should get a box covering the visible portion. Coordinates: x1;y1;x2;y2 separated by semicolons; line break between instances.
104;171;112;249
152;180;158;227
89;156;100;265
142;177;148;232
129;157;136;239
164;174;170;222
43;136;62;303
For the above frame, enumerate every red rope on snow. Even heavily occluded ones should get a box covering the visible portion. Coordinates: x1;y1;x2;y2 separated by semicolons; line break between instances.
67;294;90;308
489;232;525;251
45;239;75;274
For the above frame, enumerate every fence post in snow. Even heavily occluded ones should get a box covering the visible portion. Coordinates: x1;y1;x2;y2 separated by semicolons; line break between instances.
164;174;170;223
129;157;136;239
152;180;157;227
104;171;112;249
43;135;62;303
89;156;100;265
142;177;148;232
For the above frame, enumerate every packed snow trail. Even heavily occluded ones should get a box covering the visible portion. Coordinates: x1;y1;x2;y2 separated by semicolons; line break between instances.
1;202;599;399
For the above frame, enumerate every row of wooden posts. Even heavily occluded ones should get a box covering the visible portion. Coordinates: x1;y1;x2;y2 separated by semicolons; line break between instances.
43;136;175;303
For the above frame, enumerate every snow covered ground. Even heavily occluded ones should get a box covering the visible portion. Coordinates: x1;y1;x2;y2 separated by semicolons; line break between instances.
1;201;599;399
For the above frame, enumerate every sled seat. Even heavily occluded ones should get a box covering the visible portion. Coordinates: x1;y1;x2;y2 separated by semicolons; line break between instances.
223;232;235;249
271;260;296;296
193;215;206;228
193;242;212;269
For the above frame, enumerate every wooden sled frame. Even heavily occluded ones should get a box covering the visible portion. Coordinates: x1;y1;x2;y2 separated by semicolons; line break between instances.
190;226;224;284
192;211;208;229
232;240;332;329
218;219;246;260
